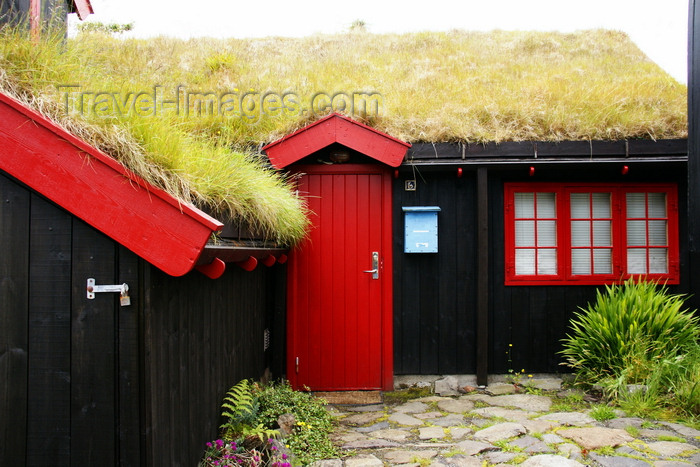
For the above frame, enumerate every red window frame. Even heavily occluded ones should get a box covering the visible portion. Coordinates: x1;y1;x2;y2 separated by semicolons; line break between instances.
504;183;679;285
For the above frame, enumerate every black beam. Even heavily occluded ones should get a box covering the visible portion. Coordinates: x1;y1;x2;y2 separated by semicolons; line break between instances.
476;167;489;386
689;0;700;306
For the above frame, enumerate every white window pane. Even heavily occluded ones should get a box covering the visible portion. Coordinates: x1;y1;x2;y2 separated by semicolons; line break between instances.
516;249;535;275
537;249;557;275
627;248;647;274
570;193;589;219
593;249;612;274
649;249;668;274
592;193;611;218
514;193;534;218
515;220;534;246
571;221;590;247
593;221;611;246
536;193;556;217
648;193;667;217
648;220;667;246
537;221;557;246
571;249;591;274
627;220;647;246
627;193;646;217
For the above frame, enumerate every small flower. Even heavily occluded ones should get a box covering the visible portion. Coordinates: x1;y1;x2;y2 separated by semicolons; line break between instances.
509;344;513;347
528;374;533;378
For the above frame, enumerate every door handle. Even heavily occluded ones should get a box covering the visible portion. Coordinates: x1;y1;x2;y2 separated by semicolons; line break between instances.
362;252;379;280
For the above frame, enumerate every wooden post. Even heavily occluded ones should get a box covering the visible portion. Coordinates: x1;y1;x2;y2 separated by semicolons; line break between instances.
689;0;700;309
476;167;489;386
29;0;40;42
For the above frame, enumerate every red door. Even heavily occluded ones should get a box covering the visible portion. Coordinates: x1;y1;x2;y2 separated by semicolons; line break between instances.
287;164;393;391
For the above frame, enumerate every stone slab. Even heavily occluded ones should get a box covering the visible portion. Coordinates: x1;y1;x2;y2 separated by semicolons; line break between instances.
535;412;594;426
587;453;648;467
471;406;535;421
389;412;425;426
455;439;498;455
344;455;383;467
486;394;552;412
419;426;447;440
437;399;474;414
355;421;389;433
449;427;472;440
415;411;443;420
395;401;430;414
661;422;700;438
340;412;385;426
383;449;438;464
341;438;400;450
473;422;526;442
520;454;585;466
558;427;634;450
369;428;411;442
646;440;699;457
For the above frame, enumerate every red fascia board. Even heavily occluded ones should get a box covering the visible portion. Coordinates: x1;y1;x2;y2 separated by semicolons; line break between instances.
0;92;223;276
263;113;411;169
71;0;94;20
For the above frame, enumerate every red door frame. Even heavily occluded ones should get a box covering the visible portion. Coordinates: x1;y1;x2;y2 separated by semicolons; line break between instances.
286;164;394;391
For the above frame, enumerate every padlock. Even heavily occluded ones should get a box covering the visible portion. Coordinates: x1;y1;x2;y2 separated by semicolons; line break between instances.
120;283;131;307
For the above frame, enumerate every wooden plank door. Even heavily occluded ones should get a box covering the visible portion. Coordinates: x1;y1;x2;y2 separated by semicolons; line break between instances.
287;165;393;391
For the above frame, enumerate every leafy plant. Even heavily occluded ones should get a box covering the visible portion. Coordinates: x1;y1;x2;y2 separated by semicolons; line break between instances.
560;278;700;419
589;404;616;421
257;381;339;465
219;380;279;444
560;278;699;382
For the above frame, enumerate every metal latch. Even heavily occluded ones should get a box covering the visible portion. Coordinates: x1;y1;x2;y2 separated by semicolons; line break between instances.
86;278;130;306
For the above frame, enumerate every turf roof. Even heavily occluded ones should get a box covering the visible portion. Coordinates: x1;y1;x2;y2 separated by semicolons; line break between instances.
0;28;687;243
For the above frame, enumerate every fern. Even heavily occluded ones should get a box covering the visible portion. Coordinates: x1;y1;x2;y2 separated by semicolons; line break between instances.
220;379;256;424
219;379;279;442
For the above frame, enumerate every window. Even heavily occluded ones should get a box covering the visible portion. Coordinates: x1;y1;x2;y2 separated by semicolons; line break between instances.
505;183;679;285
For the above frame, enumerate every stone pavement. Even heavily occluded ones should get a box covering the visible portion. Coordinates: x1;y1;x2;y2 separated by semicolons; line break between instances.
312;378;700;466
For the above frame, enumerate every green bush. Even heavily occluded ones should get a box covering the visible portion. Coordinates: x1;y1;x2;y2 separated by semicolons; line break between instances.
256;381;339;465
560;278;699;383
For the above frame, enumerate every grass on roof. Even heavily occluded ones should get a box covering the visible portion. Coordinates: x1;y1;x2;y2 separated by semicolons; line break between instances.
51;28;686;145
0;27;309;244
0;28;687;243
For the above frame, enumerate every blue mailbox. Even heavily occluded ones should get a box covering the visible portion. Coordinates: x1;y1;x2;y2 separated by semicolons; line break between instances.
403;206;441;253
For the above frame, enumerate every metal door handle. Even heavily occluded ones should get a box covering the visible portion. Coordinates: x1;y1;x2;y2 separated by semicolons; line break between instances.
363;252;379;279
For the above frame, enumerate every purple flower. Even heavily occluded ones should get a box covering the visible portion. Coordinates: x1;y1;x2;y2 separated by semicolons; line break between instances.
282;453;288;460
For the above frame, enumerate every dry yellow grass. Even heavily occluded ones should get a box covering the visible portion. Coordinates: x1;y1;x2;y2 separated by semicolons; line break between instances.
0;28;687;243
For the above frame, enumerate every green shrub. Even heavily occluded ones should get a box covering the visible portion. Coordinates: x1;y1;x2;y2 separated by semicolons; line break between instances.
560;278;699;382
256;381;339;465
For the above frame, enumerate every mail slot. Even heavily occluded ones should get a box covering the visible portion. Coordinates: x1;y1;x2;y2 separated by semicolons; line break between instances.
403;206;441;253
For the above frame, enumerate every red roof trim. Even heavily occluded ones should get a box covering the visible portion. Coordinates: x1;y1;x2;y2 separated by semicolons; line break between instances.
262;113;411;169
0;92;223;276
71;0;94;20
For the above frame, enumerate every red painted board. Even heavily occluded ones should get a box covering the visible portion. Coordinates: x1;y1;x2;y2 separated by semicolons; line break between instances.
72;0;94;19
0;92;223;276
263;113;410;169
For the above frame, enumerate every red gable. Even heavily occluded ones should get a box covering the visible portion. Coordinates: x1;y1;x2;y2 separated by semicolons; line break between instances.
0;92;222;277
263;113;411;169
71;0;94;20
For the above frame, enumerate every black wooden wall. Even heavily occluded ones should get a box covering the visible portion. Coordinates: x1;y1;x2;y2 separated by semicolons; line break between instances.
0;171;142;465
0;171;283;466
393;171;478;374
144;265;281;466
393;163;690;376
